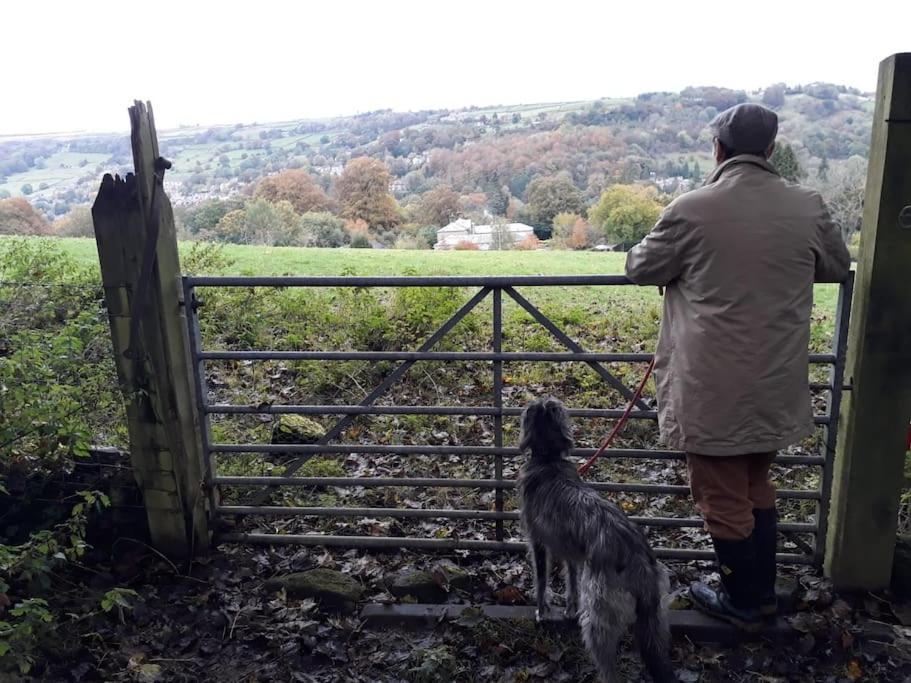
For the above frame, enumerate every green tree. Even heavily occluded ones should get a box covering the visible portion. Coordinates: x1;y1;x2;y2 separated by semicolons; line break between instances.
298;211;349;247
350;233;372;248
524;174;585;240
184;197;244;235
483;180;508;216
211;199;300;245
418;225;438;247
770;143;805;182
588;185;662;248
20;184;33;196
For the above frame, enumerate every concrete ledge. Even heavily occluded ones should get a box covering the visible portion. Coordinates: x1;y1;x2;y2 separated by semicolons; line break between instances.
360;603;796;644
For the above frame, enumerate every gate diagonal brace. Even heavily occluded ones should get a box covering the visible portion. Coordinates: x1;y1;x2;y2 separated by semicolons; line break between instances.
504;287;651;411
248;286;493;506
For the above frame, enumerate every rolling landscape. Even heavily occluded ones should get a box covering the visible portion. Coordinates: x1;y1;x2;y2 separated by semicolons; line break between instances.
1;83;871;254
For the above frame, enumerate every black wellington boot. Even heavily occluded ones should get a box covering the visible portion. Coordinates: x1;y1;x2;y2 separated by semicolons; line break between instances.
690;535;763;632
753;507;778;617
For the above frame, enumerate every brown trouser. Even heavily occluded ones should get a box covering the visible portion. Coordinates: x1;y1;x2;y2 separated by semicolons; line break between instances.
686;452;777;540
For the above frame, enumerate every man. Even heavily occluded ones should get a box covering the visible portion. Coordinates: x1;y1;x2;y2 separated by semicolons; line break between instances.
625;103;851;630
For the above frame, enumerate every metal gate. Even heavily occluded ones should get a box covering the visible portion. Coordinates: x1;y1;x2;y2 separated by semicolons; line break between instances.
182;273;854;566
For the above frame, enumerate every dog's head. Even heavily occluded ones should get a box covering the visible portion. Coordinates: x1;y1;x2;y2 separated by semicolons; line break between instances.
519;396;573;459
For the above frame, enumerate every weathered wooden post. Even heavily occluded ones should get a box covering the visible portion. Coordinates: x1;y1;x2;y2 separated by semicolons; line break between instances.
825;53;911;589
91;101;209;559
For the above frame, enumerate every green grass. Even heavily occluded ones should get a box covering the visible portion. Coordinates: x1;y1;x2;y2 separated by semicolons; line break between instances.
9;236;840;314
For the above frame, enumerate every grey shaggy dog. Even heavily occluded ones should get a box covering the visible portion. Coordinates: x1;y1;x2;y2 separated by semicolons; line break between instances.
517;396;676;683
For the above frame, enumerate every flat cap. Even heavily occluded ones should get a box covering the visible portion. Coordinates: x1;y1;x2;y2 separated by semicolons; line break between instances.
709;103;778;154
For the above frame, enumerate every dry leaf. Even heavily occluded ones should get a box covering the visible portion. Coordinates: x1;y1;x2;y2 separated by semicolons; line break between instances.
494;585;524;605
845;660;862;680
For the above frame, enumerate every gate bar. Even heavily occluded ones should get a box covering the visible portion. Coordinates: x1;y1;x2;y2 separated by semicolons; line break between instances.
208;442;825;465
256;286;493;502
214;475;821;499
815;271;854;564
185;275;633;287
205;403;838;417
215;505;817;532
198;350;837;364
492;288;504;541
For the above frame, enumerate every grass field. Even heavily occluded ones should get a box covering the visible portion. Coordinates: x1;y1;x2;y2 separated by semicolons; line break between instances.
0;152;112;197
46;237;840;313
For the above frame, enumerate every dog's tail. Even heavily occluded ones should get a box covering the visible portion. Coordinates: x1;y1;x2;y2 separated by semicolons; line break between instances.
634;566;676;683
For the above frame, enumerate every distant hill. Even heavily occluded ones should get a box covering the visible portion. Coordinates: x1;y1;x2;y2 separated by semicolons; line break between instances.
0;83;872;223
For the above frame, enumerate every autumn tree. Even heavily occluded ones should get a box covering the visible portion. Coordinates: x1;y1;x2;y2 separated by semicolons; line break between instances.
54;205;94;237
588;185;662;248
552;212;598;250
524;174;585;239
415;185;460;227
334;157;401;236
255;169;331;214
0;198;53;235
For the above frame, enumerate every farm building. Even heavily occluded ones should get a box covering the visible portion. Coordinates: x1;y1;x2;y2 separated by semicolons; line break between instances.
434;218;536;250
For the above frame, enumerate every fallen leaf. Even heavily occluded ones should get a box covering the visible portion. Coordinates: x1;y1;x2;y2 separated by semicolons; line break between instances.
494;585;524;605
789;611;827;634
846;659;862;680
456;607;485;628
137;664;163;683
830;599;853;620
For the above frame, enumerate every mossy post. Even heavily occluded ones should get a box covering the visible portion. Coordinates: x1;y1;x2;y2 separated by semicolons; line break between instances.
91;101;209;559
825;54;911;589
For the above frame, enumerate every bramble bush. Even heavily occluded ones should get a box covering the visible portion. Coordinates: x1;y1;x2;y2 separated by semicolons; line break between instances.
0;238;120;673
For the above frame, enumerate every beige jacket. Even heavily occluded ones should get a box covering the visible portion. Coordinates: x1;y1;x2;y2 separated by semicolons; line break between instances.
626;155;851;456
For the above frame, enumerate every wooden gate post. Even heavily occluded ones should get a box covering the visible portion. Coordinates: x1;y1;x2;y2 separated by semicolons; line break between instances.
825;54;911;589
91;101;209;559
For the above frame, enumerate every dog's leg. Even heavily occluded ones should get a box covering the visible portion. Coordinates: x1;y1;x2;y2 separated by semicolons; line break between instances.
531;541;550;621
564;561;580;619
580;610;622;683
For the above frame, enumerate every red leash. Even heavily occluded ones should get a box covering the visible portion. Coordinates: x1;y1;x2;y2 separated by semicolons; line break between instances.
577;358;656;477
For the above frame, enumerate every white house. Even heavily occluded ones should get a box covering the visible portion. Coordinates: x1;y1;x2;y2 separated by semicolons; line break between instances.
434;218;536;251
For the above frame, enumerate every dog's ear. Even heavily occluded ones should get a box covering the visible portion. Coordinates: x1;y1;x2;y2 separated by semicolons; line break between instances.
519;399;543;453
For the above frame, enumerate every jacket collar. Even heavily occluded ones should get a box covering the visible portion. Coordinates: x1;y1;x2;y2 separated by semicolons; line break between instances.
705;154;779;185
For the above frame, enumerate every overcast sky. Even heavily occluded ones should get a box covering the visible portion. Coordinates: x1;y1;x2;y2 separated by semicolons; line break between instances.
2;0;908;135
